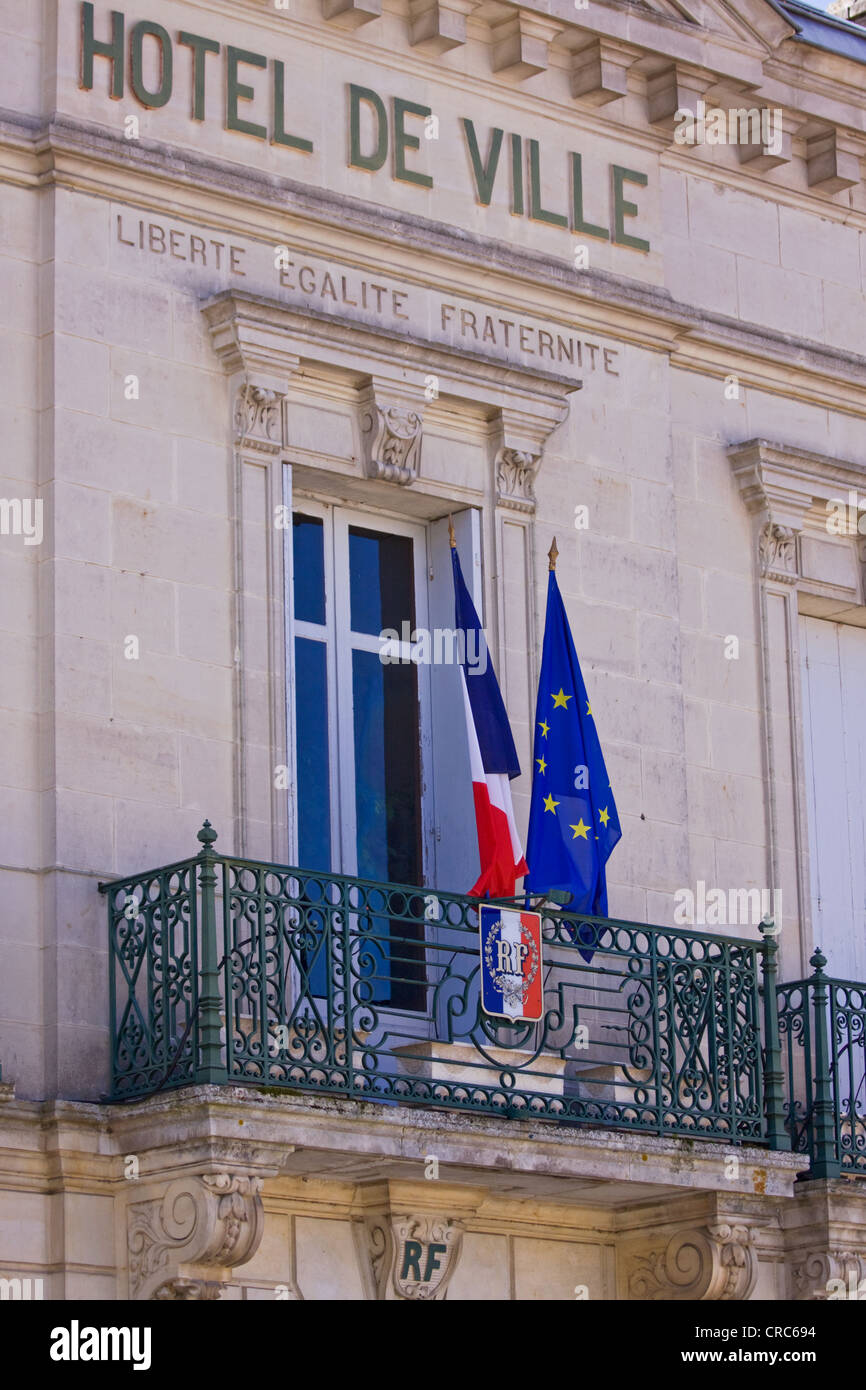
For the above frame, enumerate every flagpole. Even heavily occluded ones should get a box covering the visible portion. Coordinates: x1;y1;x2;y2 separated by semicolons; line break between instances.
526;537;558;911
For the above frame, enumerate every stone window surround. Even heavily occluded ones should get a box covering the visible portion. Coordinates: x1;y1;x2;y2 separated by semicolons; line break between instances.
202;289;579;863
728;437;866;977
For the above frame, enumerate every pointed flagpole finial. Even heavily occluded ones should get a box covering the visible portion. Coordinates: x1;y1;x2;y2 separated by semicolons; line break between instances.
448;514;456;549
548;537;559;571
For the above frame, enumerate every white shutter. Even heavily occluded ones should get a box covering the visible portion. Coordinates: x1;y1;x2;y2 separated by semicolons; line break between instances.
800;615;866;981
427;509;482;895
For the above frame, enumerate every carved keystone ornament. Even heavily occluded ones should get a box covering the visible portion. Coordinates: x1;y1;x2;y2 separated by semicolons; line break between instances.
354;1210;464;1300
360;396;424;484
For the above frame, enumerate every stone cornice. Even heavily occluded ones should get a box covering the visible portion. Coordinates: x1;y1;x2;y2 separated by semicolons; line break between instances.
4;115;866;415
728;437;866;528
5;116;866;369
203;289;580;406
224;0;796;70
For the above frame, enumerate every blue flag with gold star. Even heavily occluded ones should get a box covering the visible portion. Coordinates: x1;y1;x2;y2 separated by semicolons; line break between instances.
525;566;621;942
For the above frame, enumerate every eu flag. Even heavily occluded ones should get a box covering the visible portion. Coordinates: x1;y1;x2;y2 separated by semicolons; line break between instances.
525;554;621;938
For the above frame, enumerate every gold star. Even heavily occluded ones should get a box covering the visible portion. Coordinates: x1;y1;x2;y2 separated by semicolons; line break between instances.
552;688;572;709
570;819;590;839
586;700;592;716
536;756;547;775
598;807;610;827
538;719;550;739
543;794;560;814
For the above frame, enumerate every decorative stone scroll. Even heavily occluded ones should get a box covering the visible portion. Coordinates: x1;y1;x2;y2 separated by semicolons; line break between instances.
626;1222;757;1301
791;1248;865;1300
128;1172;265;1301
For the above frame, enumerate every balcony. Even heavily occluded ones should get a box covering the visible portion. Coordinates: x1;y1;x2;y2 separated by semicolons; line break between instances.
100;823;865;1180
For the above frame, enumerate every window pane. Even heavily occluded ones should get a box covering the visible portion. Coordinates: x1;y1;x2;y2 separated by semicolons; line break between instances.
352;649;421;885
349;527;415;636
293;514;325;625
294;637;331;871
352;648;424;1010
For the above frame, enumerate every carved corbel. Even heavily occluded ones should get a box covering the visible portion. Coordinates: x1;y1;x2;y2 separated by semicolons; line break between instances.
758;522;799;584
627;1222;758;1301
496;449;541;513
234;380;287;454
737;113;793;173
646;64;712;132
203;297;297;456
490;14;562;80
804;129;862;193
128;1173;265;1301
492;394;570;513
571;40;634;106
409;0;472;54
727;441;813;587
359;384;424;485
791;1248;866;1300
321;0;381;29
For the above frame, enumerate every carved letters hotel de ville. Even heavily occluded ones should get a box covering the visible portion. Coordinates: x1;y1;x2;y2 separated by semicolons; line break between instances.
1;0;866;1306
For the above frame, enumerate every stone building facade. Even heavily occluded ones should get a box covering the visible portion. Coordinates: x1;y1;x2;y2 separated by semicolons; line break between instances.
0;0;865;1300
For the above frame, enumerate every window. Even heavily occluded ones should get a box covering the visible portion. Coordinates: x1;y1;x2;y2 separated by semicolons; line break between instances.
289;499;432;1007
285;491;485;1008
290;502;430;885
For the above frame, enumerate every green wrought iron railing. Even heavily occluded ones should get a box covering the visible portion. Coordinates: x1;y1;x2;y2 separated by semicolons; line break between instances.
100;822;792;1149
778;951;866;1178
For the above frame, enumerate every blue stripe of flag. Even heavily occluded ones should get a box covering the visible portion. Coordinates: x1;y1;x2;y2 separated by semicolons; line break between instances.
452;547;520;778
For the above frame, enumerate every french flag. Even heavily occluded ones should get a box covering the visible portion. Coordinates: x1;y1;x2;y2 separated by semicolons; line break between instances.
452;541;528;899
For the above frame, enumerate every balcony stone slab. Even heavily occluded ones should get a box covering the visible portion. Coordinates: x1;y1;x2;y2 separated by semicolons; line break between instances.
9;1088;866;1301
